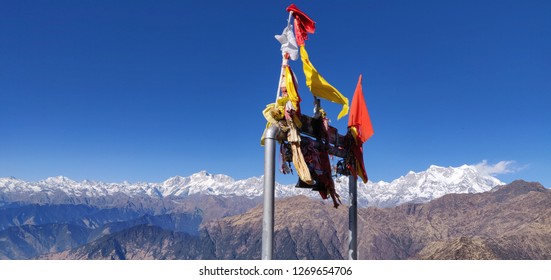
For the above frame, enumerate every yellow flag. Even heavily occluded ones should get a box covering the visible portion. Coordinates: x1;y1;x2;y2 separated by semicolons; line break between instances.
284;66;301;111
300;45;349;119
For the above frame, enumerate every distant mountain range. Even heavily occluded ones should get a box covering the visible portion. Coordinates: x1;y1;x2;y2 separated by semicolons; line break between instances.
1;165;549;260
0;164;503;209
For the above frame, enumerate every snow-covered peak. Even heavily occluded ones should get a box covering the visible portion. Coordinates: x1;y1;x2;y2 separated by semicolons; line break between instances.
158;172;245;197
162;176;189;187
194;170;210;177
43;176;76;185
348;164;504;207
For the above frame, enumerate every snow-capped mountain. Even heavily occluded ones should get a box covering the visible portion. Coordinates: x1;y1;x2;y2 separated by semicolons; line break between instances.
0;165;504;208
347;164;504;207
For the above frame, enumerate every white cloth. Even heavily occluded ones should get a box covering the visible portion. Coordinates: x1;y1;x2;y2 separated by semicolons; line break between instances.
275;26;299;61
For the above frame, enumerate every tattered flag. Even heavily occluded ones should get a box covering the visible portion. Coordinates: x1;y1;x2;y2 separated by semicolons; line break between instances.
286;4;316;46
300;45;349;120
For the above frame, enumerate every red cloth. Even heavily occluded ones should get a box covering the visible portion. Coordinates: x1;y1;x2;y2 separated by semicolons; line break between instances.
347;75;373;183
348;75;374;143
351;141;368;183
286;4;316;46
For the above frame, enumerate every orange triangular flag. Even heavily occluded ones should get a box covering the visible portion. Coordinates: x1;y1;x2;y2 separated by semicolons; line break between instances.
348;74;374;143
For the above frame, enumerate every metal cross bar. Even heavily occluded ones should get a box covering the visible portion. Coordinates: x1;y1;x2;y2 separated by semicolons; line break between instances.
262;115;358;260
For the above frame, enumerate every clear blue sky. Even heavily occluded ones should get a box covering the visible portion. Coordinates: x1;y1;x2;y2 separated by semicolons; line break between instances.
1;0;550;186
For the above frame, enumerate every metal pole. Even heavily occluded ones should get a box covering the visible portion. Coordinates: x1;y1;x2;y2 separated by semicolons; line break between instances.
348;175;358;260
262;125;279;260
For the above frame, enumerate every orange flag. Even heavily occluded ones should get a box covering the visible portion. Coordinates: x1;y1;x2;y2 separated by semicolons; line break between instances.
348;75;374;143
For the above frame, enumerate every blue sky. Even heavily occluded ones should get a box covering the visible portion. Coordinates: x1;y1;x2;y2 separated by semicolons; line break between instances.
1;0;550;186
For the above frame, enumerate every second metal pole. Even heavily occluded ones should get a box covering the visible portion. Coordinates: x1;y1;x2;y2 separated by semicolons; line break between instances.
348;175;358;260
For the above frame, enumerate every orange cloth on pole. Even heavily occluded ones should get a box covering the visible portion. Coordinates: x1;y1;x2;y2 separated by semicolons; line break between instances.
347;75;373;183
348;75;374;143
350;127;368;183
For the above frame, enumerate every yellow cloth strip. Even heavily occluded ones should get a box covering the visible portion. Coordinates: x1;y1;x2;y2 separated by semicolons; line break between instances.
284;66;300;111
300;45;349;119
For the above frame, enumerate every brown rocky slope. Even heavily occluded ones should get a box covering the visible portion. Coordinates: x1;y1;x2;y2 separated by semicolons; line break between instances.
204;180;551;259
41;180;550;259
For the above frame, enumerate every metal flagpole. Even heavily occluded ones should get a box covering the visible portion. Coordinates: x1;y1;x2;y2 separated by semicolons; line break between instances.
348;174;358;260
262;124;279;260
262;10;294;261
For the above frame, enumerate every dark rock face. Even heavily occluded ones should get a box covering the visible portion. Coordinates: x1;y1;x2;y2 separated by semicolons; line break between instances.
0;223;92;259
43;225;216;260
